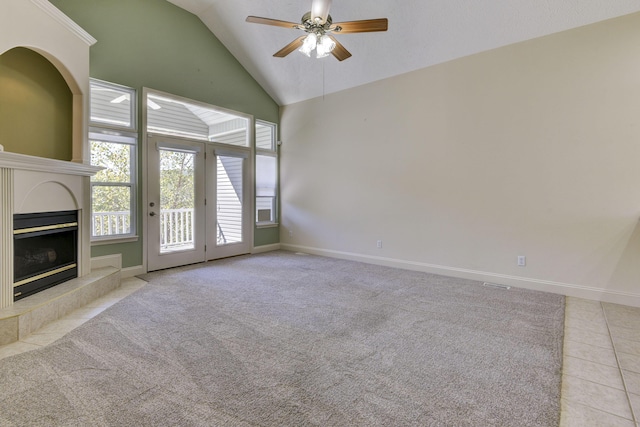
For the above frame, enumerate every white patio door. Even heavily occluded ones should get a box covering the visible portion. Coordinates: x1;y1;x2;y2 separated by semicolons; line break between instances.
147;138;251;271
206;147;251;260
147;136;206;271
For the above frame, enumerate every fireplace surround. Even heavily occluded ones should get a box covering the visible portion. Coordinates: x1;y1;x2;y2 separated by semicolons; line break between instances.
0;1;130;346
0;0;99;310
0;152;102;309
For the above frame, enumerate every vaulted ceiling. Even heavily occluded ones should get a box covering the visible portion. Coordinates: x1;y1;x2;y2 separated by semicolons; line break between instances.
166;0;640;106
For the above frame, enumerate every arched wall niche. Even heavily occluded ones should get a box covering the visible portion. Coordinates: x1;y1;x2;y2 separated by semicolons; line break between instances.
0;46;74;160
0;0;96;163
1;45;83;94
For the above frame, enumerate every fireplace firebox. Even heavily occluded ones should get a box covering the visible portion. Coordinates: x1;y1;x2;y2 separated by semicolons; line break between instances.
13;210;78;301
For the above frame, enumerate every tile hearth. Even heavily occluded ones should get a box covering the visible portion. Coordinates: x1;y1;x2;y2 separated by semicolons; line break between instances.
0;276;145;360
0;267;120;346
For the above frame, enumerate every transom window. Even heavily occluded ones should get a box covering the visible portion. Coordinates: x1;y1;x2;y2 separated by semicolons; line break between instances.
146;93;249;146
90;79;136;129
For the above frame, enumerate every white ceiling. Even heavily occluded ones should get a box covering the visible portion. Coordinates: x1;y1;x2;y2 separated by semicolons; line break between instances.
166;0;640;106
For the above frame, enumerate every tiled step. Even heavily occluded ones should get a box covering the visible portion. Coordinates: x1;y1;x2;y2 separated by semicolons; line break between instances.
0;267;120;346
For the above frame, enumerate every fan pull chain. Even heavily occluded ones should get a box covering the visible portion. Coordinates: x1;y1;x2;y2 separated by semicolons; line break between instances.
322;61;325;101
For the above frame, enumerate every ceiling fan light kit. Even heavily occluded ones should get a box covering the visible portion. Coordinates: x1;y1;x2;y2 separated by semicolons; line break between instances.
298;32;317;57
298;32;337;58
246;0;388;61
315;35;336;58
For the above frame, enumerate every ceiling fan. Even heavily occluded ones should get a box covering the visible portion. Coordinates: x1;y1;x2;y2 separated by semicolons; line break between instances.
246;0;388;61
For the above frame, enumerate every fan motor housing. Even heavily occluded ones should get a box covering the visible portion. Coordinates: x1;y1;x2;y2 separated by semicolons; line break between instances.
301;11;333;29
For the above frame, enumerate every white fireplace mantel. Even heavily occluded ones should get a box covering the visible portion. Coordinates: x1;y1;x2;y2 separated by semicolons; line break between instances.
0;151;101;176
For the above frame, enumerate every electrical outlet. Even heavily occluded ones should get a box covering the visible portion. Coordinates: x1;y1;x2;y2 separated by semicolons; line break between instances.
517;256;526;267
289;230;293;238
377;240;382;248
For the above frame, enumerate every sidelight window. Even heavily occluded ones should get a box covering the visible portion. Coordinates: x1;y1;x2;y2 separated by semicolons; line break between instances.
89;79;138;240
255;121;278;225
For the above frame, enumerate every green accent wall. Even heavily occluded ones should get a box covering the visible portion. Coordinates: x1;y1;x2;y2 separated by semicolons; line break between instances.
255;226;280;247
50;0;280;268
0;47;72;161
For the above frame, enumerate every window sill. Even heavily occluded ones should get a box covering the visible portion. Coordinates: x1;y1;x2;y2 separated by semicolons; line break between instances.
91;235;139;246
256;222;279;229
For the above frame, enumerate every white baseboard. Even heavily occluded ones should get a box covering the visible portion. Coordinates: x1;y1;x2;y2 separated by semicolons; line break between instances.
281;244;640;307
252;243;281;254
91;254;122;270
121;265;145;278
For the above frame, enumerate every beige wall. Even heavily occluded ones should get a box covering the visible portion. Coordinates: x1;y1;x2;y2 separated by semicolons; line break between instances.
280;12;640;305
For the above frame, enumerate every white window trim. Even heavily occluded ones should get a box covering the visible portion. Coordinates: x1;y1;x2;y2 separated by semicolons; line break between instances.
255;120;279;226
90;78;137;132
256;221;279;228
89;78;138;243
89;129;138;241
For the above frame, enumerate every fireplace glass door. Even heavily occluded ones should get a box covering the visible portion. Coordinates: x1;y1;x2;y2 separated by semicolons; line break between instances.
13;210;78;300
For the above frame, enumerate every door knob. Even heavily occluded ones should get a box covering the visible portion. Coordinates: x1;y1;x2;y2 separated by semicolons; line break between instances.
149;211;156;217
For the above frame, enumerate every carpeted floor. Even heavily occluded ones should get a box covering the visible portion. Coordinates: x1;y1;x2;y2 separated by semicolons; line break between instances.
0;251;564;426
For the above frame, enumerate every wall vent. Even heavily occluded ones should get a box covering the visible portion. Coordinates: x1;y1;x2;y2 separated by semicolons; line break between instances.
483;282;511;290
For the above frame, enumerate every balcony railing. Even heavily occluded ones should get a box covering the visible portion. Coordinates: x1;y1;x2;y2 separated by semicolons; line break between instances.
93;209;230;250
160;208;194;251
92;211;130;237
93;209;195;251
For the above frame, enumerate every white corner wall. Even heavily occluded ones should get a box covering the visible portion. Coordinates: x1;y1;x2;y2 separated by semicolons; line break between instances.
1;0;96;164
280;12;640;306
0;0;97;308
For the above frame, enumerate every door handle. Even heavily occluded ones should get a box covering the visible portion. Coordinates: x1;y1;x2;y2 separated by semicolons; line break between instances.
149;211;156;217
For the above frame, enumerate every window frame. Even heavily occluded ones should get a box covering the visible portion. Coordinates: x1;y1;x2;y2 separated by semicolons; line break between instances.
255;120;279;227
89;78;138;243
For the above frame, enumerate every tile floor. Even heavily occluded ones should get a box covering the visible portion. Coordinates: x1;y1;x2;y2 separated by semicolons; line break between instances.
0;281;639;426
560;297;640;426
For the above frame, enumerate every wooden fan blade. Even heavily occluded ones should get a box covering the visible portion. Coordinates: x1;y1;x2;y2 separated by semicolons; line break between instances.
328;35;352;61
332;18;388;34
311;0;332;24
274;36;307;58
246;16;299;29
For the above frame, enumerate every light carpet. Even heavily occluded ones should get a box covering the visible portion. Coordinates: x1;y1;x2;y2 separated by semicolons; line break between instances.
0;251;564;426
